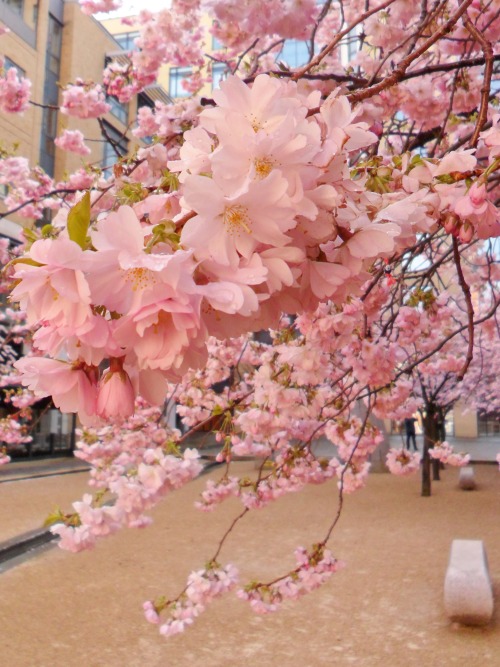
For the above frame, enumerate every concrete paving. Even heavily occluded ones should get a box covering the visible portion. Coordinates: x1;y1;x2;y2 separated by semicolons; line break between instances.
1;461;500;666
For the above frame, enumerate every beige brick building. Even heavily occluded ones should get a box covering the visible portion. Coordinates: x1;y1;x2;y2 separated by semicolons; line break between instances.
0;0;172;455
0;0;168;239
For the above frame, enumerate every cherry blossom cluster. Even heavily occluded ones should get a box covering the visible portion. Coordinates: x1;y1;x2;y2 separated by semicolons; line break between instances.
0;157;56;219
48;404;203;551
236;545;344;614
428;441;470;467
0;60;31;113
13;75;419;422
54;130;91;157
60;80;111;119
80;0;121;14
0;0;498;640
143;561;239;636
385;448;421;476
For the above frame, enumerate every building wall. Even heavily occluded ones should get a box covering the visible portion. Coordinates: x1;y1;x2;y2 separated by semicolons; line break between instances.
453;402;478;438
0;0;153;238
0;0;50;166
58;1;138;181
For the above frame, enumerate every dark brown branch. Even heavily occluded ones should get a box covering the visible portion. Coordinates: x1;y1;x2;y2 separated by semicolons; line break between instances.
98;118;123;159
0;188;80;219
452;237;475;380
461;12;495;147
291;0;397;82
401;53;500;83
348;0;475;104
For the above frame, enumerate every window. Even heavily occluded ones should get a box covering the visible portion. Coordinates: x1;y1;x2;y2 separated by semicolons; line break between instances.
114;31;140;52
211;62;229;90
136;93;155;144
137;92;154;111
39;14;62;176
42;107;58;159
212;34;223;51
104;58;129;124
46;14;63;75
3;57;25;77
2;0;23;15
107;94;128;124
169;67;191;98
478;412;500;436
211;21;223;51
346;34;359;61
276;40;310;68
340;26;361;66
102;122;129;169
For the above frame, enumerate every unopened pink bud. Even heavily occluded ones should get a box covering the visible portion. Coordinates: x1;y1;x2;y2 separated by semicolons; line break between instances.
458;221;474;243
443;212;459;234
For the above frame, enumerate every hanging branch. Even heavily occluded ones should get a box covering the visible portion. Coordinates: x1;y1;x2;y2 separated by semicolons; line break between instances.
461;11;495;147
453;238;475;381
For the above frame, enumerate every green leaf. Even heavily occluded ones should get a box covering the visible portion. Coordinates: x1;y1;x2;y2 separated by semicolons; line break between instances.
4;257;43;271
67;191;91;249
43;507;65;528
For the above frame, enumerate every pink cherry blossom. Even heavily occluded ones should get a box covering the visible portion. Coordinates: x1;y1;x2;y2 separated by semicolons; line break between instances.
54;129;91;156
60;80;110;119
0;67;31;113
96;359;136;420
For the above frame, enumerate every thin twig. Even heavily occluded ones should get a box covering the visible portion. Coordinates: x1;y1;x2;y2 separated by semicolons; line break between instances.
291;0;397;82
461;11;494;147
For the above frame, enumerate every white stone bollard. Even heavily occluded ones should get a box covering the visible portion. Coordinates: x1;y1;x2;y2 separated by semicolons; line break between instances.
458;466;476;490
444;539;494;626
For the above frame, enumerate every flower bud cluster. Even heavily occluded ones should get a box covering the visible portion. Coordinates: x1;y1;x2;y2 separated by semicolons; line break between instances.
237;545;343;614
429;441;470;467
143;562;239;637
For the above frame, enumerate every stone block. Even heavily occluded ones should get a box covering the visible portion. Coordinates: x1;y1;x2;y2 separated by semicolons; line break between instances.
444;539;494;626
458;466;476;490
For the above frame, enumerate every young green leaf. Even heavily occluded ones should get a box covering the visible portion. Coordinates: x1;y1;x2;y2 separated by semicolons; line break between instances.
67;191;91;249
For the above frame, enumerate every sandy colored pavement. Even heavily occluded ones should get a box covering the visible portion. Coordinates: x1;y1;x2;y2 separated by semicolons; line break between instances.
1;462;500;667
0;472;92;543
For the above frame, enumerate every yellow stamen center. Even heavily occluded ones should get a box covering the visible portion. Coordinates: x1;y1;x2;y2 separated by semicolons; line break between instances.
124;267;158;291
254;157;274;179
223;205;251;235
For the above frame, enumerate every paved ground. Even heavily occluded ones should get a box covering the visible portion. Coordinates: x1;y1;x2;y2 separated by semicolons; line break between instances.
1;456;500;666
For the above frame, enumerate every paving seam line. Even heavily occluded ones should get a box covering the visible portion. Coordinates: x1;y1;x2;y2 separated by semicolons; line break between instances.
0;529;56;566
0;459;224;570
0;467;91;484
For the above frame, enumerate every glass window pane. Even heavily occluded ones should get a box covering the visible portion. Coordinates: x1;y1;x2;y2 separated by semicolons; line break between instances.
3;0;23;15
115;31;140;51
169;67;191;98
107;95;128;124
102;122;129;169
211;62;228;90
3;57;25;77
276;40;310;68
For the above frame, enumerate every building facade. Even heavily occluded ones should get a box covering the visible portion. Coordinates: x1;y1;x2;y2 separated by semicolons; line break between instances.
0;0;170;456
0;0;166;239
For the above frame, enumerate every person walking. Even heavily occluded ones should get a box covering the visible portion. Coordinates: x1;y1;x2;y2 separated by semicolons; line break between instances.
404;417;418;451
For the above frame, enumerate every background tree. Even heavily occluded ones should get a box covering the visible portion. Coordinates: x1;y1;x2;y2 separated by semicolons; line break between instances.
0;0;499;636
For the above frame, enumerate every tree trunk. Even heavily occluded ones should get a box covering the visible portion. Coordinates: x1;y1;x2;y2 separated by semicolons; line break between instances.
421;402;439;497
